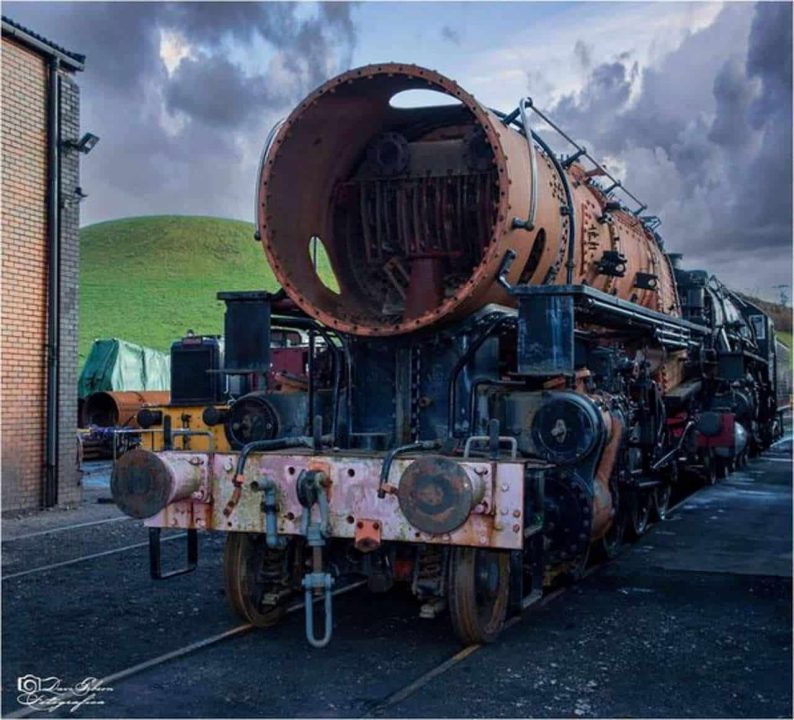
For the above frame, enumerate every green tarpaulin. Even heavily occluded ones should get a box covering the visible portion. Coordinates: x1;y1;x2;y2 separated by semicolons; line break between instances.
78;338;170;398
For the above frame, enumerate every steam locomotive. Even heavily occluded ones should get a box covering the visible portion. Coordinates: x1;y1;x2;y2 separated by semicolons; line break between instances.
111;65;783;647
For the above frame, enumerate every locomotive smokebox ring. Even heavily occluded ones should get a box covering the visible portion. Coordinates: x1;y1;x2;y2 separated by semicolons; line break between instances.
531;391;603;465
398;456;482;535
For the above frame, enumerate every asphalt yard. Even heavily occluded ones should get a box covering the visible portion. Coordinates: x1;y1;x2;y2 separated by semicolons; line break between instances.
2;438;791;718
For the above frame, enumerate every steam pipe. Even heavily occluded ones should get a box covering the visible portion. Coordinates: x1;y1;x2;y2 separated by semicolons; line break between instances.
44;57;61;508
233;436;329;482
447;314;516;439
377;440;441;498
224;434;333;517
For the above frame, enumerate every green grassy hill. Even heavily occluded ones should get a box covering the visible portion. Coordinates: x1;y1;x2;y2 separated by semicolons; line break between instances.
80;215;792;364
79;215;283;363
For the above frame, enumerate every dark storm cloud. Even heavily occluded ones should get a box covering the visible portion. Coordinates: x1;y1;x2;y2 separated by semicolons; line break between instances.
164;54;268;128
708;58;755;148
548;3;792;294
3;2;359;224
161;3;358;130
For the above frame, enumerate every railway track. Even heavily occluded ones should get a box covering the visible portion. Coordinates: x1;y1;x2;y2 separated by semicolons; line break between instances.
4;444;788;717
2;515;131;543
7;579;368;720
5;494;689;719
1;533;185;581
364;487;701;716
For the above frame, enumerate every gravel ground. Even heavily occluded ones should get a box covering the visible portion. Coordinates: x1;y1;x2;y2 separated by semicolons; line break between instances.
2;439;791;718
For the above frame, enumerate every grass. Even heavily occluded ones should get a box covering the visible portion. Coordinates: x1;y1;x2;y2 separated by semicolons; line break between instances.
80;214;792;364
776;331;792;348
79;215;336;365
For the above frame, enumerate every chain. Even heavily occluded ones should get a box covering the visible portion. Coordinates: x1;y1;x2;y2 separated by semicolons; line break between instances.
410;345;422;441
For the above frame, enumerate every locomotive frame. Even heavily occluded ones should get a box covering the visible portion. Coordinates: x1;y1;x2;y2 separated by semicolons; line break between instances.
110;64;783;648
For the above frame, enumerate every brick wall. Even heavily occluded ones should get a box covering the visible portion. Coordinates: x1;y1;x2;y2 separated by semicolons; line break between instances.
1;36;82;510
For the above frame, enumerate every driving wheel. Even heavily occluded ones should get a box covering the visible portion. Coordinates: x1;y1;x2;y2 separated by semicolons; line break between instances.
448;547;510;645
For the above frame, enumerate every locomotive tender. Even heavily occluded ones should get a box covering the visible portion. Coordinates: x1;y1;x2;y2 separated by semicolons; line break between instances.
111;65;782;647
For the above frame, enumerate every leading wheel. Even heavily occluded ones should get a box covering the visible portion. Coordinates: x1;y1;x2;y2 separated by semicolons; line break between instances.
448;547;510;645
628;491;651;538
224;533;290;628
702;450;717;485
652;483;672;521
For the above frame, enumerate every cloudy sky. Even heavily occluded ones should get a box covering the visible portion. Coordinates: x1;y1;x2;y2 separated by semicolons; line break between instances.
5;1;792;299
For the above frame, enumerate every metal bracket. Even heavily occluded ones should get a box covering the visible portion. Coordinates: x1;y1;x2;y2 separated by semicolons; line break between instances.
297;469;335;647
302;572;335;648
149;527;198;580
497;249;517;291
597;250;628;278
634;272;659;291
258;478;286;549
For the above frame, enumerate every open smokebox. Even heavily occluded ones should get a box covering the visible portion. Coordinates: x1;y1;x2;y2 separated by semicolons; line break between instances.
258;65;524;337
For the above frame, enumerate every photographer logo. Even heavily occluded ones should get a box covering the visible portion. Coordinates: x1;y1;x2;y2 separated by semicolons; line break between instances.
16;674;113;712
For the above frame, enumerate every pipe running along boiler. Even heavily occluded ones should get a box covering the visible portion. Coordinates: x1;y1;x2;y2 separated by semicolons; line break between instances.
111;64;783;647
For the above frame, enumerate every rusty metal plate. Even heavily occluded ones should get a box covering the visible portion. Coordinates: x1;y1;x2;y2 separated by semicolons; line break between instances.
144;451;526;551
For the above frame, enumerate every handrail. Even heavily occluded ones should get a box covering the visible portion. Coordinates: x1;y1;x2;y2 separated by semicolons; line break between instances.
493;106;577;283
511;98;538;231
495;98;655;229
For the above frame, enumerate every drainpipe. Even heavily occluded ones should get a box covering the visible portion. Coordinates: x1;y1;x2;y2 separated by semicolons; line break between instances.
44;57;61;508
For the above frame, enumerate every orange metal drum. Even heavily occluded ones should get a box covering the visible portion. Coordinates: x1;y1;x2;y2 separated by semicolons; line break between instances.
81;391;170;428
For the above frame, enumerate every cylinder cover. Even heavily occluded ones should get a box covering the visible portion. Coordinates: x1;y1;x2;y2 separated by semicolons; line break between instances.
531;392;603;464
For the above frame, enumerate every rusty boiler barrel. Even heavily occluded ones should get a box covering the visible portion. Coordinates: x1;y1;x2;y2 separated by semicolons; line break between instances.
258;63;679;336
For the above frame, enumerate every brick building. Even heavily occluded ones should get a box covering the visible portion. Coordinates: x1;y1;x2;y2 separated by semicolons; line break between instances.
2;18;86;510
